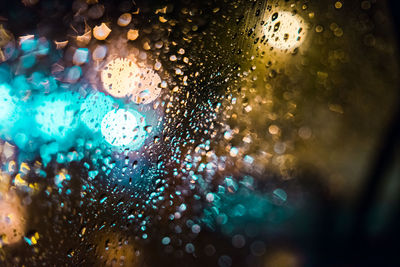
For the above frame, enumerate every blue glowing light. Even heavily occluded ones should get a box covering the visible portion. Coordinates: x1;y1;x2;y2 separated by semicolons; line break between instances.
12;75;30;94
36;39;49;56
80;92;114;132
24;237;34;246
39;142;59;166
34;92;81;141
0;64;12;83
14;132;28;148
273;188;287;202
101;108;146;149
0;83;19;132
29;72;57;92
162;237;171;245
0;83;16;120
20;54;36;69
20;38;38;53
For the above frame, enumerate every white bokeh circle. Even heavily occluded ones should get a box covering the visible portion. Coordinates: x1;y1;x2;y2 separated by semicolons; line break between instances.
101;109;139;147
263;11;307;51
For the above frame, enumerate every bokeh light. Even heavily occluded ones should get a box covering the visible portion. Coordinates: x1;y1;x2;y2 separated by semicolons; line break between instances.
101;57;140;98
34;92;81;141
0;84;16;122
101;108;146;148
101;57;162;104
0;83;19;135
80;92;115;132
0;177;25;246
0;0;399;265
263;11;307;51
131;67;162;104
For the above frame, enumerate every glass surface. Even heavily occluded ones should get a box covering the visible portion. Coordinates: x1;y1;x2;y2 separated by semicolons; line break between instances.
0;0;399;266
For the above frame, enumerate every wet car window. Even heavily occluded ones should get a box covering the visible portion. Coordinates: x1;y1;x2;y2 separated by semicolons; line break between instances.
0;0;399;266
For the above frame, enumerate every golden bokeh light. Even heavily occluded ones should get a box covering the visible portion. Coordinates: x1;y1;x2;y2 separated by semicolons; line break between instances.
127;29;139;41
118;13;132;27
131;67;162;104
101;58;162;104
101;57;141;98
93;23;112;41
263;11;307;51
0;173;25;246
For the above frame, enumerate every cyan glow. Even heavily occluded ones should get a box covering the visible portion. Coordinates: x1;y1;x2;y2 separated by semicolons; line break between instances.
0;83;15;120
0;83;18;131
36;39;49;56
34;92;81;141
14;133;28;148
39;142;59;166
20;38;38;53
0;64;12;83
80;92;114;132
20;54;36;69
101;108;146;149
29;72;57;92
12;75;30;94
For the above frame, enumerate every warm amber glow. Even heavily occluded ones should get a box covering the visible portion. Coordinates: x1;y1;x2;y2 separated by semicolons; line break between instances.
101;58;162;103
93;23;111;41
101;58;141;98
0;186;25;246
131;67;162;104
118;13;132;27
127;29;139;41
